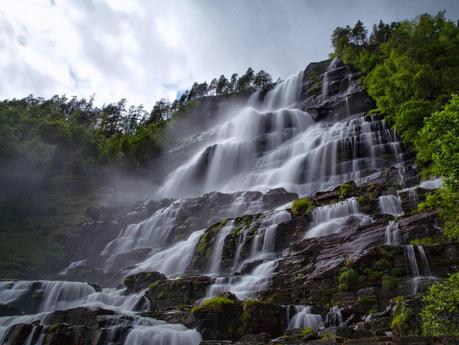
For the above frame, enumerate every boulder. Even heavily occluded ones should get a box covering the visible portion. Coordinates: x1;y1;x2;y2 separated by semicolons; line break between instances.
241;300;284;337
1;323;33;345
123;271;166;292
148;275;211;311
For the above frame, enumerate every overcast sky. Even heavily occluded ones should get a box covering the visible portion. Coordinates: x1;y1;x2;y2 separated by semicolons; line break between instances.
1;0;459;108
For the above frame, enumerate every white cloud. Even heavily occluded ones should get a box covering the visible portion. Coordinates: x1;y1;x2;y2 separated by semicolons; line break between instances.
0;0;458;108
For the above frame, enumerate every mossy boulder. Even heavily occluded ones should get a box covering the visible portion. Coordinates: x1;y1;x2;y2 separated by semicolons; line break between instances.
123;271;166;292
241;300;284;337
147;275;211;311
192;293;243;341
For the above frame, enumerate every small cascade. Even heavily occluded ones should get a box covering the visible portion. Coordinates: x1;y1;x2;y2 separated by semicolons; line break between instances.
405;245;436;294
128;230;204;277
305;197;362;238
122;318;202;345
419;178;442;189
286;305;323;331
209;221;234;274
326;306;344;327
378;195;404;216
385;221;401;245
101;201;185;267
206;209;290;299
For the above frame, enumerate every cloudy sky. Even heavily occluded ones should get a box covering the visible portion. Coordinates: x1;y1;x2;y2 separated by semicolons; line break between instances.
1;0;459;108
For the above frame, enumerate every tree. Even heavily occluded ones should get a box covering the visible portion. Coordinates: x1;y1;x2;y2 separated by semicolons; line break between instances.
422;272;459;336
149;98;171;123
229;73;238;94
331;25;351;56
253;70;273;92
236;67;255;93
216;75;229;95
208;78;218;96
351;20;367;45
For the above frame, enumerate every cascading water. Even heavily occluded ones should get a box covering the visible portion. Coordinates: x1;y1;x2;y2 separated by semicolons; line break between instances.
1;59;413;344
158;64;402;198
286;305;323;331
378;195;404;216
405;245;436;295
304;197;364;238
385;221;401;245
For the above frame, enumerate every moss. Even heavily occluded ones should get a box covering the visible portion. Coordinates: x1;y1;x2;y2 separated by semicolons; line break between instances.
373;258;392;271
391;296;409;332
365;268;383;284
339;267;359;291
191;296;235;314
195;219;229;256
358;295;377;309
382;275;399;291
409;236;442;246
291;197;315;217
301;326;314;337
390;267;406;277
338;182;354;198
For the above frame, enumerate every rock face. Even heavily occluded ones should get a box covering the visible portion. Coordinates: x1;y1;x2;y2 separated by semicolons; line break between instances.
147;275;212;311
123;271;166;292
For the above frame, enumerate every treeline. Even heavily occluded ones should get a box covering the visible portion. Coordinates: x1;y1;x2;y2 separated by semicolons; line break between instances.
151;68;277;122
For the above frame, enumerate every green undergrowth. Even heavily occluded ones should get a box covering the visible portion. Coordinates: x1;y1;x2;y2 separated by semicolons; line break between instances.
191;296;235;314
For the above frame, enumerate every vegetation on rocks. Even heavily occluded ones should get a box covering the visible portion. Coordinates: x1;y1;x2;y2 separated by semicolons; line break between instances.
291;197;315;217
331;12;459;241
422;272;459;336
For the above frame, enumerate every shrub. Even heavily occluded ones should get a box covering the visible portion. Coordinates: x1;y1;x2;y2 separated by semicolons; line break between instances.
422;272;459;336
339;268;359;291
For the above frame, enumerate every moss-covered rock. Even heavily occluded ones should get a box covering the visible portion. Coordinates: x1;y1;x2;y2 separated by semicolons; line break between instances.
192;293;243;341
147;275;211;311
291;197;315;217
241;300;284;337
123;271;166;292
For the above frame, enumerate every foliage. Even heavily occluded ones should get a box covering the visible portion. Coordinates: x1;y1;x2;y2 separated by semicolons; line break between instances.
338;182;354;198
331;12;459;241
339;267;359;291
421;272;459;336
291;197;315;217
391;296;409;332
301;326;314;337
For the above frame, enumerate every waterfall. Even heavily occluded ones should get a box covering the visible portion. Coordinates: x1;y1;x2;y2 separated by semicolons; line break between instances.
405;245;436;294
286;305;323;331
128;230;204;277
378;195;404;216
208;221;234;274
305;197;362;238
122;318;201;345
385;221;401;245
158;66;402;199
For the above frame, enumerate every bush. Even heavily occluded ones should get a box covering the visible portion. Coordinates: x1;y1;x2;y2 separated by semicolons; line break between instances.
422;272;459;336
391;296;409;333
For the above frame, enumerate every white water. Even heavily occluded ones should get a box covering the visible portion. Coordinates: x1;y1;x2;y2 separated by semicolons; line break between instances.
0;280;201;344
158;65;402;199
2;60;410;343
385;221;401;245
405;245;436;295
378;195;404;216
128;230;204;277
305;197;363;238
209;221;234;274
286;305;323;331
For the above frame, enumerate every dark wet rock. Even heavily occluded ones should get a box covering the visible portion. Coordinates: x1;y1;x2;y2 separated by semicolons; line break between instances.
262;188;298;209
0;302;22;316
1;323;33;345
192;293;244;341
147;275;211;311
242;300;284;337
123;271;167;292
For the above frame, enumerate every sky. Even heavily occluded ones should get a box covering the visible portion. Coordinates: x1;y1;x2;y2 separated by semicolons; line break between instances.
1;0;459;108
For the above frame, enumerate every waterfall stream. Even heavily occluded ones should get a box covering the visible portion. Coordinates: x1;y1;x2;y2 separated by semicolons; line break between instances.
1;59;416;344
